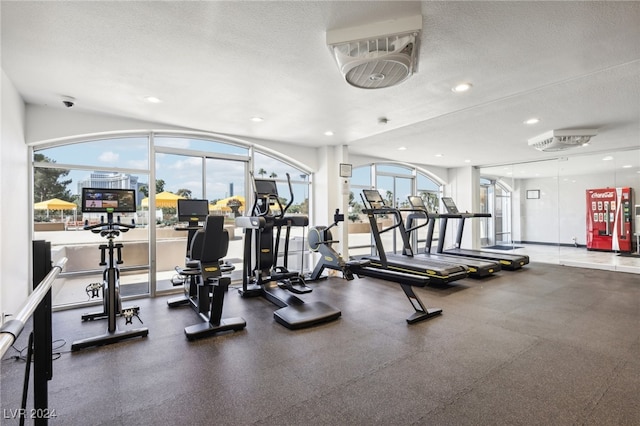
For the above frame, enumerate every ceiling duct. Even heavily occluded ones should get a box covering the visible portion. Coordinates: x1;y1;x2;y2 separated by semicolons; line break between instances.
326;15;422;89
528;129;598;152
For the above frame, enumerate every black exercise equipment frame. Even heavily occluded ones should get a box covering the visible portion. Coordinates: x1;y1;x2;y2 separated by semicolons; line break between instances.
71;212;148;351
167;215;246;340
236;173;341;329
307;209;442;324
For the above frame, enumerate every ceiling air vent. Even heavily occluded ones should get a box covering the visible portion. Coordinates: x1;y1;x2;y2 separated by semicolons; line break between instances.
528;129;598;152
327;15;422;89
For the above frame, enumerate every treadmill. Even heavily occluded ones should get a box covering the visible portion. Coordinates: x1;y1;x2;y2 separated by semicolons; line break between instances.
359;190;469;284
405;196;501;278
437;197;529;270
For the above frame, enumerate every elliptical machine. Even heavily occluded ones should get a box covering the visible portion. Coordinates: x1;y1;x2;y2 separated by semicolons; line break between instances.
235;173;341;329
71;188;148;351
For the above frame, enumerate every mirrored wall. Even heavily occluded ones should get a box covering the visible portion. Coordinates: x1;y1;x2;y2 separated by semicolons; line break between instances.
480;148;640;272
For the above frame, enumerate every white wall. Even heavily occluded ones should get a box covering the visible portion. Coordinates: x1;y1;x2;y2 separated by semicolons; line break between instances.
25;105;192;144
1;69;29;318
443;166;481;249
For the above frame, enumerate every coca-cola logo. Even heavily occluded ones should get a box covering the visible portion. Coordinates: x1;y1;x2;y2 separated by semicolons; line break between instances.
590;192;615;199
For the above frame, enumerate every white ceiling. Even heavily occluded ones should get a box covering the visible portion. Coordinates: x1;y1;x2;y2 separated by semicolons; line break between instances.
2;1;639;177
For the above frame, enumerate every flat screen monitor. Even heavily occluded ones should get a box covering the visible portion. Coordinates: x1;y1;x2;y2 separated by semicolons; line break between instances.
441;197;459;214
254;179;278;196
82;188;136;213
362;189;385;208
407;196;427;210
177;199;210;222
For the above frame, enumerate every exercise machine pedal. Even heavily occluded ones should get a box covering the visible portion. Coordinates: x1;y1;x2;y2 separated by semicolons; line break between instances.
277;278;312;294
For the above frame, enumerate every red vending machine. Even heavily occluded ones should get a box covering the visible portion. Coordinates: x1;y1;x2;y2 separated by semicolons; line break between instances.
586;187;634;252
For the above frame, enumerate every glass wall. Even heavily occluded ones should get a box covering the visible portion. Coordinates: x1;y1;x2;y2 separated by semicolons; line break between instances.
480;147;640;270
348;163;442;256
32;133;311;308
252;151;311;272
33;137;151;308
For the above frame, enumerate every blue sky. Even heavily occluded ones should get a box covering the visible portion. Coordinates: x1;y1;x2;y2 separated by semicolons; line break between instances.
36;137;310;204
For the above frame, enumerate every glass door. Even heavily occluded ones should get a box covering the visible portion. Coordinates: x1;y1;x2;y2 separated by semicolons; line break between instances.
154;152;204;293
375;173;414;254
205;157;247;278
495;185;512;245
479;181;493;246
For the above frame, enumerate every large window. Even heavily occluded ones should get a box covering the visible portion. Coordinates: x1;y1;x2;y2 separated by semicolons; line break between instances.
33;137;151;308
31;133;311;309
153;138;250;292
253;151;311;272
348;163;442;256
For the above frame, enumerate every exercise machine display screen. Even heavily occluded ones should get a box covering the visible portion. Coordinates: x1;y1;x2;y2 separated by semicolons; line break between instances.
255;179;278;196
177;199;210;222
362;190;385;208
441;197;459;214
81;188;136;213
407;196;427;210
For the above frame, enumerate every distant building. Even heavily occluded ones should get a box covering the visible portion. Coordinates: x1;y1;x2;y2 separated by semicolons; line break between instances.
77;172;143;206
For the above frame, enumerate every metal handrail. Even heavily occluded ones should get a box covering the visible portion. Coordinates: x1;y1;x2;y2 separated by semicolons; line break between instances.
0;257;67;358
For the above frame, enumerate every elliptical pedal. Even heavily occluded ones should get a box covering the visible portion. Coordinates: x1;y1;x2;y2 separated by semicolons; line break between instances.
277;277;312;294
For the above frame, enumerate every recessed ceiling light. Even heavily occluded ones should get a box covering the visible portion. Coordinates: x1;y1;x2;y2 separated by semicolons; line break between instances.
524;118;540;125
622;165;632;168
145;96;161;103
435;153;443;157
398;146;407;151
602;156;614;161
452;83;472;93
250;116;264;122
464;159;471;163
324;131;334;136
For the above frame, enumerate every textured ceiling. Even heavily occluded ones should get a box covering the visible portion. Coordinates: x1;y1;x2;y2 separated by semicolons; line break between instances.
2;1;639;176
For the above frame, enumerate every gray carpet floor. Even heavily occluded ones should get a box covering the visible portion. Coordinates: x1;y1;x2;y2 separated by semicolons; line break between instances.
1;262;639;425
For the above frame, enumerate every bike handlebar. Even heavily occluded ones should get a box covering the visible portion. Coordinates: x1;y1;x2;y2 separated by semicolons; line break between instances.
84;216;136;234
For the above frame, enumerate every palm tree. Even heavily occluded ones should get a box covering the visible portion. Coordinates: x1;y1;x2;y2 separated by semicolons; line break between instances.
257;168;267;178
139;179;166;197
176;188;192;199
269;172;278;179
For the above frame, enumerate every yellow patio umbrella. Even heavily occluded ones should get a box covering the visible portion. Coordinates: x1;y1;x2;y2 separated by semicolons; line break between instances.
211;195;245;215
211;195;244;208
34;198;77;221
140;191;186;208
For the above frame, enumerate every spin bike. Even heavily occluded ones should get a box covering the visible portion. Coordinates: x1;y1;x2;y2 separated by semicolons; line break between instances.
71;208;148;351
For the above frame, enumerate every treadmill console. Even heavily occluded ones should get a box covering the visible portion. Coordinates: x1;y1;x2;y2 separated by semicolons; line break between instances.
407;196;428;211
441;197;459;214
362;189;386;209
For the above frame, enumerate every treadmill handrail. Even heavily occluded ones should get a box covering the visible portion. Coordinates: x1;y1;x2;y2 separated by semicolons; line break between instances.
361;207;403;235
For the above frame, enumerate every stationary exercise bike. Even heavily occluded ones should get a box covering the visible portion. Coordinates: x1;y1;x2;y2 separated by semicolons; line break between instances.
71;188;148;351
167;214;246;340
